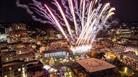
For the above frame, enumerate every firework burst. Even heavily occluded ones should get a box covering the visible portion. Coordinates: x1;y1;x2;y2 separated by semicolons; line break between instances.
16;0;115;53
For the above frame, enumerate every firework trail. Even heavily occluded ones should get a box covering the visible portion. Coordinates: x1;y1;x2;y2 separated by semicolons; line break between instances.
16;0;115;53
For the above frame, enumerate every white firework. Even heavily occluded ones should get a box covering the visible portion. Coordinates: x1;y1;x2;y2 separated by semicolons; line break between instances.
16;0;115;53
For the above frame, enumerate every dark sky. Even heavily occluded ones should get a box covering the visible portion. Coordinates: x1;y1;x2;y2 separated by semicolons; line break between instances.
0;0;138;23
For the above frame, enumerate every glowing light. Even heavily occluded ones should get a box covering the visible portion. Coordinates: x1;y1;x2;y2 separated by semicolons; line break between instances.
32;44;36;49
43;65;51;70
22;67;27;77
18;68;21;71
135;51;138;55
71;45;91;54
4;75;7;77
39;46;46;53
104;52;116;60
43;65;57;72
124;67;128;73
36;41;41;45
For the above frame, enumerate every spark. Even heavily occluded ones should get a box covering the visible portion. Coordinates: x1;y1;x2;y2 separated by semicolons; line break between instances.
44;4;69;41
68;0;78;35
55;0;73;39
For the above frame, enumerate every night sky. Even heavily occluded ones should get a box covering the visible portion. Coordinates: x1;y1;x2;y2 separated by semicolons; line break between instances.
0;0;138;23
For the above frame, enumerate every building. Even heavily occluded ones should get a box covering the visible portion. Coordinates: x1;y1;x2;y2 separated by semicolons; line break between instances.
1;23;36;77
